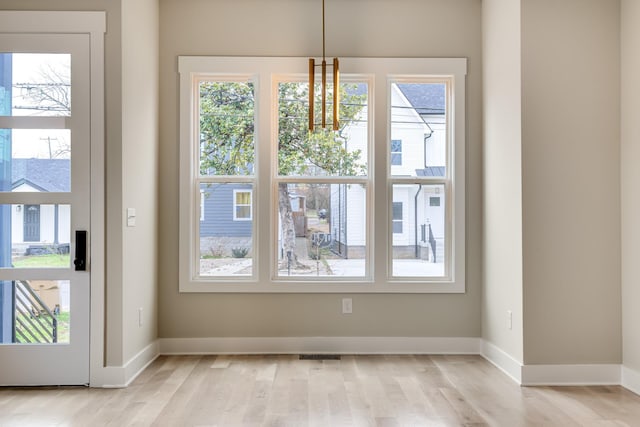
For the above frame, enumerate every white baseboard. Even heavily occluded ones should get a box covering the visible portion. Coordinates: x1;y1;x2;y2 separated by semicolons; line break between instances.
94;340;159;388
158;336;481;355
123;340;160;386
622;366;640;396
480;340;522;384
521;363;621;386
479;340;624;387
92;337;636;393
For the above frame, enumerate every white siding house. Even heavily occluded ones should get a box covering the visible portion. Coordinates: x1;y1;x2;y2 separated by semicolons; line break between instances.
11;159;71;255
330;83;447;262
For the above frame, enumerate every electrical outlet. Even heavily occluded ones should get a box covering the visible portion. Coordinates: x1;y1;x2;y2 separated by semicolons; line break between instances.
138;307;143;327
342;298;353;314
507;310;512;330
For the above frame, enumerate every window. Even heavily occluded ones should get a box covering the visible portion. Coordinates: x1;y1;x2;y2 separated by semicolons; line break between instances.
179;57;466;292
389;81;456;280
392;202;403;233
200;190;205;221
274;78;369;279
233;190;252;221
390;140;402;165
192;79;256;279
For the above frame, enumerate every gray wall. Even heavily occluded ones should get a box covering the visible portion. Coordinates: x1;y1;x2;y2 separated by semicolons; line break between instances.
5;0;631;373
121;0;159;365
482;0;622;367
0;0;160;367
158;0;483;339
481;0;524;363
621;0;640;373
521;0;621;364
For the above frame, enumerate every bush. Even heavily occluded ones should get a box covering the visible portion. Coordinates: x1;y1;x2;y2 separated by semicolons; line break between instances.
207;245;224;258
232;247;249;258
308;247;331;260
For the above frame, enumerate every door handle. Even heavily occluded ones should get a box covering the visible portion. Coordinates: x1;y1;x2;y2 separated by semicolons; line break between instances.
74;230;87;271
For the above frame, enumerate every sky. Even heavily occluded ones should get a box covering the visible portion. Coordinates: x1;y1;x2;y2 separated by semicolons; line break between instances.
5;53;71;159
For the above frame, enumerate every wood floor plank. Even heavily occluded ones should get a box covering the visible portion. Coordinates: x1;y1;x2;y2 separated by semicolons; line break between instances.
1;355;640;426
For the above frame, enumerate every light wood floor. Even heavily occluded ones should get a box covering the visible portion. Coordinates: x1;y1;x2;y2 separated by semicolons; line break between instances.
1;355;640;426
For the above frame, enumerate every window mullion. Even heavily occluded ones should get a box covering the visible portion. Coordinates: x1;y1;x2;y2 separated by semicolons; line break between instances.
388;177;448;186
275;176;368;185
198;176;255;184
257;68;272;284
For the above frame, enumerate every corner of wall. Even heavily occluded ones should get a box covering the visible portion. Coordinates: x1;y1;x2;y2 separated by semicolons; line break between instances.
622;366;640;396
93;340;160;388
481;340;523;384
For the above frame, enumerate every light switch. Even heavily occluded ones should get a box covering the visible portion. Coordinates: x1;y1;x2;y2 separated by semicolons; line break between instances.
127;208;136;227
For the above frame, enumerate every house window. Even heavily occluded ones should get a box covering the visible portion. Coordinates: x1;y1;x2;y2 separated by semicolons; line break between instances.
390;140;402;166
392;202;403;233
200;190;205;221
179;57;466;292
233;190;252;221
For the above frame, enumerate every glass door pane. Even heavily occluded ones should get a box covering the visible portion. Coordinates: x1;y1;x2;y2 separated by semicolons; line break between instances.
0;53;70;117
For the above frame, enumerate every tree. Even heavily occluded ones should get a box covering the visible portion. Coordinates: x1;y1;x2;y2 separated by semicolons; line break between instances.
14;59;71;158
199;82;255;176
14;60;71;115
199;80;366;269
277;82;366;268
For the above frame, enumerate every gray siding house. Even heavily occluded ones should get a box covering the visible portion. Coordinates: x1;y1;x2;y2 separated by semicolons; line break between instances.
199;183;252;257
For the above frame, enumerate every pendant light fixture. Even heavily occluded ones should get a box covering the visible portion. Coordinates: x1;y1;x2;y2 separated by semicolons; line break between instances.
309;0;339;131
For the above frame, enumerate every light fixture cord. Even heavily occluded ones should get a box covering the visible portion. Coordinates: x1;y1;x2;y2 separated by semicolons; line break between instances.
322;0;326;61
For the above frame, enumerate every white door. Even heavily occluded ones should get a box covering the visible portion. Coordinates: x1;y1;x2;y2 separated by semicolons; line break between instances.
0;33;91;385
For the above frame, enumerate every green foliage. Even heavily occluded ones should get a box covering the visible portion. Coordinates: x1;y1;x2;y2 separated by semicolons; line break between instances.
199;81;255;176
231;247;250;258
277;82;367;176
308;248;331;260
198;80;367;178
15;311;70;344
12;254;70;268
198;78;367;266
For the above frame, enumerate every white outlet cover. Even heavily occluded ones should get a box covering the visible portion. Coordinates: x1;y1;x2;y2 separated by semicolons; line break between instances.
342;298;353;314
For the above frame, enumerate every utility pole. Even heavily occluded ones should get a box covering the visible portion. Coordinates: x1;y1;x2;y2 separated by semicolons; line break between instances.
40;136;58;159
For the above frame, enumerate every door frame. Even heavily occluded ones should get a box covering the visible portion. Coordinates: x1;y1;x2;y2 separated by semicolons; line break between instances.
0;11;106;386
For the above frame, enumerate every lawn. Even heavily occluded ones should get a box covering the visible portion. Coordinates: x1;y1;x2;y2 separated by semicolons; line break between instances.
15;311;70;344
10;255;72;344
12;254;70;268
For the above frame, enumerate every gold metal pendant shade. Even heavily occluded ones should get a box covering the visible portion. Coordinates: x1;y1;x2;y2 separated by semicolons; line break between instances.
309;0;339;131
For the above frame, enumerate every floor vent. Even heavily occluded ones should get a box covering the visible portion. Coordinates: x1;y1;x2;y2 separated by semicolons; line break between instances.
299;354;341;361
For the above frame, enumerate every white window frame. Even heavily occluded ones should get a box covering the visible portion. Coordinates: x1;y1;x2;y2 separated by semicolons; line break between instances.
179;57;466;293
233;189;252;221
388;77;460;285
